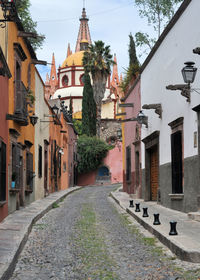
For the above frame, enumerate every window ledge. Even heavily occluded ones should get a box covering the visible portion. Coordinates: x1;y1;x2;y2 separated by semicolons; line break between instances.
0;201;6;207
169;193;184;200
25;188;33;194
126;180;132;184
9;188;20;193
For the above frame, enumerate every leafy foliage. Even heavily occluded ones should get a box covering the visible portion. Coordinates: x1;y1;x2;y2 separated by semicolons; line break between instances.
82;73;96;136
77;136;111;174
15;0;44;50
83;41;115;137
72;119;82;135
135;32;156;51
120;34;140;94
134;0;183;53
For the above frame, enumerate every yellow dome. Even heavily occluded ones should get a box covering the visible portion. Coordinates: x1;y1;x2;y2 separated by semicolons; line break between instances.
80;39;88;43
61;51;84;68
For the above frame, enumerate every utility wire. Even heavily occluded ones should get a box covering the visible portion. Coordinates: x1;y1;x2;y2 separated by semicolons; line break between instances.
36;1;134;23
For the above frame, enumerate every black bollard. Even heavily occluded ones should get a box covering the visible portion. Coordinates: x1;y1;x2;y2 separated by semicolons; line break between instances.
142;207;149;217
129;200;134;208
169;221;178;235
153;213;161;225
135;203;140;212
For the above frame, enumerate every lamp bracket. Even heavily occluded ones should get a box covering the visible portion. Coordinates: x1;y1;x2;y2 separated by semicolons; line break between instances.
121;117;138;123
142;103;162;118
166;84;190;102
193;47;200;55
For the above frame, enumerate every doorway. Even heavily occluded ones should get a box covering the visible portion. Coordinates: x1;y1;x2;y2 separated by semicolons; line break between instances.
150;145;159;201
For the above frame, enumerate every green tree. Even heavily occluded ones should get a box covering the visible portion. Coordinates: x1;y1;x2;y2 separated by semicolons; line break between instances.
82;73;96;136
15;0;44;50
134;0;183;52
120;34;140;94
69;95;73;117
77;135;111;174
129;33;139;68
83;40;115;138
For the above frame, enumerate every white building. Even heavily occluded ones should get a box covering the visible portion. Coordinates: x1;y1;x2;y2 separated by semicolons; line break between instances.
140;0;200;213
34;69;50;200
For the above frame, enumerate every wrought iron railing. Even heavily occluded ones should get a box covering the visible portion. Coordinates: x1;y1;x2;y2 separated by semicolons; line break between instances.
14;80;28;117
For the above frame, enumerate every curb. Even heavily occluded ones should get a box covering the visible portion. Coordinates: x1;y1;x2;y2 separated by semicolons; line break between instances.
110;191;200;263
0;186;82;280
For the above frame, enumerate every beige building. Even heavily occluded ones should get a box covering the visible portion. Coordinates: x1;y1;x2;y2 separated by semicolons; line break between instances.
34;69;50;200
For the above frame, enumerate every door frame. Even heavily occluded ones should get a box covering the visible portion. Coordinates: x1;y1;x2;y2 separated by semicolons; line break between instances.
142;131;160;201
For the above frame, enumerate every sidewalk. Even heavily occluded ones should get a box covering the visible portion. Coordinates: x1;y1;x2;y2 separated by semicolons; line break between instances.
111;188;200;263
0;186;82;280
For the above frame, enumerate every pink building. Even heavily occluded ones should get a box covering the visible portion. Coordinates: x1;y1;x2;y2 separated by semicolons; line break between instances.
122;76;142;197
77;143;123;186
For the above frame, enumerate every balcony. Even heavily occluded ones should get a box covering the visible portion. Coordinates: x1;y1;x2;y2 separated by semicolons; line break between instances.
6;80;29;126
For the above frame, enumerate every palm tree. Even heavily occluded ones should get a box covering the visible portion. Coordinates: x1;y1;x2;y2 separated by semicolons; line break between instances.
83;40;115;137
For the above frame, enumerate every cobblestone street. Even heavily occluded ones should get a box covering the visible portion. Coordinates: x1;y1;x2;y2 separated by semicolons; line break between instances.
10;186;199;280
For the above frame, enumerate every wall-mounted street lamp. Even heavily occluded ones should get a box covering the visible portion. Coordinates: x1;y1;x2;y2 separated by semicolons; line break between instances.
181;61;197;84
29;114;38;126
0;0;17;28
117;128;122;139
166;61;197;102
52;104;59;115
121;110;148;128
142;103;162;118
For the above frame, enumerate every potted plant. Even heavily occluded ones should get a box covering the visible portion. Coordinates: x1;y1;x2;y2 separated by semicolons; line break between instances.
26;88;35;105
11;172;17;188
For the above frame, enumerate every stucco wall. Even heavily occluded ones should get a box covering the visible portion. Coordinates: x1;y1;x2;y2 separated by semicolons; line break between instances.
103;144;123;184
123;78;141;196
0;75;9;221
140;0;200;212
141;0;200;167
34;70;50;200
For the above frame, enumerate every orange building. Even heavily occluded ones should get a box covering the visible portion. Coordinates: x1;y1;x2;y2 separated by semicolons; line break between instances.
1;15;38;213
48;100;77;192
0;46;11;222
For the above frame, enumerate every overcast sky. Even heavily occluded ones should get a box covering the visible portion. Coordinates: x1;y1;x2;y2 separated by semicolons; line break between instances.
30;0;156;81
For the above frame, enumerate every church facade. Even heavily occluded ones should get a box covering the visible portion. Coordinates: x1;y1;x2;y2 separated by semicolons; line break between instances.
45;8;123;185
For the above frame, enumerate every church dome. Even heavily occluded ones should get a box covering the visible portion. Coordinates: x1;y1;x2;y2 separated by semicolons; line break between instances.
61;51;84;68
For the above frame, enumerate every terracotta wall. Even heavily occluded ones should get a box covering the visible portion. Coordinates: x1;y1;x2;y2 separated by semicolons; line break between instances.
103;143;123;184
77;170;96;186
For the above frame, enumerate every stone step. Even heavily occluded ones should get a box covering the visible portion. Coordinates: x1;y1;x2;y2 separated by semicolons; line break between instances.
188;211;200;222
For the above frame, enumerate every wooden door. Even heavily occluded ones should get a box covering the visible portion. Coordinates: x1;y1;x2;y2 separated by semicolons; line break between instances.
44;142;48;195
150;146;159;201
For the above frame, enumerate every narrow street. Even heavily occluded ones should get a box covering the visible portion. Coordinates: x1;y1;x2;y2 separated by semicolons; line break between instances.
9;185;189;280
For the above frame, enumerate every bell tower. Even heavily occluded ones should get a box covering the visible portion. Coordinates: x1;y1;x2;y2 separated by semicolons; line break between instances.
75;7;92;52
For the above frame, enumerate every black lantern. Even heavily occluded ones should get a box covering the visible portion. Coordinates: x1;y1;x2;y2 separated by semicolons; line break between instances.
29;114;38;126
181;61;197;84
52;104;59;115
137;110;148;128
0;0;17;27
117;128;122;139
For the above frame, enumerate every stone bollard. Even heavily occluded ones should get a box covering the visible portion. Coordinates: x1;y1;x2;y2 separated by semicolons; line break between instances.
169;221;178;235
135;203;140;212
153;213;161;225
142;207;149;217
129;200;134;208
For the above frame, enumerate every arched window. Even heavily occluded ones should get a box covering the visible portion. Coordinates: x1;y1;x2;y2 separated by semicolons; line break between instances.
80;74;85;85
98;166;109;177
62;75;69;87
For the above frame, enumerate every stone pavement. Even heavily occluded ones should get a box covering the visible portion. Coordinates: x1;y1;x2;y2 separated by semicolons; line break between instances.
111;188;200;264
0;186;81;280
